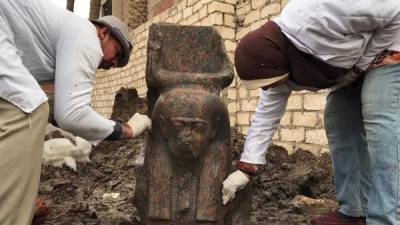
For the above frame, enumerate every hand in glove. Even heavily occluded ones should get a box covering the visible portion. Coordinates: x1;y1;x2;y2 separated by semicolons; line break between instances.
222;170;250;205
126;113;152;138
43;125;92;171
43;138;79;170
71;137;92;162
45;124;76;144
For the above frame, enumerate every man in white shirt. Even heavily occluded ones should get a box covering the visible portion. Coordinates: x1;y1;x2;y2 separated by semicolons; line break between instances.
0;0;151;224
222;0;400;225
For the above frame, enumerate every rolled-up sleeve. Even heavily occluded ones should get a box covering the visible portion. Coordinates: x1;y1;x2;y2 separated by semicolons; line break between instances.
240;85;292;164
54;37;115;145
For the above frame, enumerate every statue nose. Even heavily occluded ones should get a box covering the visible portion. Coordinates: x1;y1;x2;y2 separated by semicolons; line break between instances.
180;130;192;143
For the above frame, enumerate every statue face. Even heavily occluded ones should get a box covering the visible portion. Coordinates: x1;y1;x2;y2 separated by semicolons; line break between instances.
161;116;214;161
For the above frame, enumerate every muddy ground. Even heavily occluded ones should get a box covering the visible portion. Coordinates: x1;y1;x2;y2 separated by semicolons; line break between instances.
39;88;338;225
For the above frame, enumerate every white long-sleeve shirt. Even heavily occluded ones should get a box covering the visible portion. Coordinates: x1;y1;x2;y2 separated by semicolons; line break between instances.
275;0;400;70
0;0;114;145
241;85;292;164
241;0;400;164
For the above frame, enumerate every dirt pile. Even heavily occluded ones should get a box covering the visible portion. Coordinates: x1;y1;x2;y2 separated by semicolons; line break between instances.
248;146;337;225
38;88;337;225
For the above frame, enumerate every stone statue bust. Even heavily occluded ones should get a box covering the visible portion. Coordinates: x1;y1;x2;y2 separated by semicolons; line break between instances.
134;23;250;225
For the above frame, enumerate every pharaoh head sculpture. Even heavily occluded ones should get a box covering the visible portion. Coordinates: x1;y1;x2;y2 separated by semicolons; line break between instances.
153;88;227;162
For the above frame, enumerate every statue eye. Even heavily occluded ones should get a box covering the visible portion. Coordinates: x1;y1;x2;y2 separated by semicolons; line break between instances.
193;122;207;132
173;121;186;129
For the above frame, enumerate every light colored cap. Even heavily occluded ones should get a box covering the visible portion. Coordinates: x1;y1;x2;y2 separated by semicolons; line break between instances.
91;16;133;67
241;73;288;89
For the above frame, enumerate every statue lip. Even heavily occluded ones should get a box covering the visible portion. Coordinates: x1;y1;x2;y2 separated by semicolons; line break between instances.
171;154;200;167
173;149;198;159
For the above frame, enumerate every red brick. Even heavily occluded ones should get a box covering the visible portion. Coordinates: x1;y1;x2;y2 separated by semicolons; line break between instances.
152;0;174;16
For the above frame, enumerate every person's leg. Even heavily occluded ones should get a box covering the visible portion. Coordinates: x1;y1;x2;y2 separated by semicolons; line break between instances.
324;79;369;217
361;64;400;225
0;99;48;225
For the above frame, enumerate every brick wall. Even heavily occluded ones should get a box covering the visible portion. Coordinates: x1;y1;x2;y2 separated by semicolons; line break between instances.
103;0;130;24
92;0;236;115
92;0;330;155
129;0;148;29
147;0;185;18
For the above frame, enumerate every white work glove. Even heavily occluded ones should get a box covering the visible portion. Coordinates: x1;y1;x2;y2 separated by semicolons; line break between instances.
222;170;250;205
45;124;76;144
43;127;92;171
126;113;152;138
71;137;92;163
43;138;79;170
